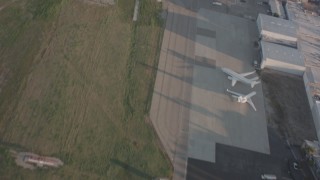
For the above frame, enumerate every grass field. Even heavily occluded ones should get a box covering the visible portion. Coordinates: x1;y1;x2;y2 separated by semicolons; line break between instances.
0;0;171;179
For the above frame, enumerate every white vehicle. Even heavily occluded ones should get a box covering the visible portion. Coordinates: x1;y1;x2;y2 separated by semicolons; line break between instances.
212;1;222;5
222;67;260;88
261;174;277;180
227;89;257;111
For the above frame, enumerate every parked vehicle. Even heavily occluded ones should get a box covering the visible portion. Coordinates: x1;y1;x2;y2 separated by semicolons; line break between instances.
261;174;277;180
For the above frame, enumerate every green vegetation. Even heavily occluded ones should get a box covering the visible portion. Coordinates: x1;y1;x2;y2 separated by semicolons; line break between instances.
0;145;14;178
0;0;171;179
28;0;64;19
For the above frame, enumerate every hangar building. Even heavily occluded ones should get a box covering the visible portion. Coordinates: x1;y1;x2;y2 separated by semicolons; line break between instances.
259;40;305;75
257;14;298;47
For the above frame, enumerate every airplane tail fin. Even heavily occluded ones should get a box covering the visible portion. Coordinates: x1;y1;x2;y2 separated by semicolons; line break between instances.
250;80;261;88
247;99;257;111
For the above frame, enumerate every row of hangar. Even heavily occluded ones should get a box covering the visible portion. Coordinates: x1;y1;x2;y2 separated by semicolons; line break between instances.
257;12;320;140
256;13;304;75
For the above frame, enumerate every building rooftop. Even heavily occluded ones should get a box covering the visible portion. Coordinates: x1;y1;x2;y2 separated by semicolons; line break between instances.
306;67;320;84
258;13;298;38
285;1;320;142
287;2;320;69
268;0;285;18
260;40;304;66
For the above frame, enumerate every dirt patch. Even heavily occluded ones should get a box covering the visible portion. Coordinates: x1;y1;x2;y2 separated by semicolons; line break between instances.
11;150;63;170
262;69;317;144
0;3;9;12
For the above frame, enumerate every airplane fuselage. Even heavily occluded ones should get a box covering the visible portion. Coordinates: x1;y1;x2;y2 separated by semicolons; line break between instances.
222;68;259;88
227;75;253;86
237;97;248;103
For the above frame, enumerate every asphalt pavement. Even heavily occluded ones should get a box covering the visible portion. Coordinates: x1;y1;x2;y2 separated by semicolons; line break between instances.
150;0;271;179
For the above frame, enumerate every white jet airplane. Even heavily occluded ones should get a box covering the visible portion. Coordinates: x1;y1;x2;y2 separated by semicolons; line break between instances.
227;89;257;111
221;67;260;88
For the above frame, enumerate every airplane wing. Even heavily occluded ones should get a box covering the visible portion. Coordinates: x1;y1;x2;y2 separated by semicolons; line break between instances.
250;77;259;81
227;76;238;87
250;80;261;88
244;91;256;99
240;71;256;77
247;99;257;111
231;78;237;87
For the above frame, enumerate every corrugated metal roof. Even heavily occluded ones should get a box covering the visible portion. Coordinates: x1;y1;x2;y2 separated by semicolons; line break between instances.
261;40;304;66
